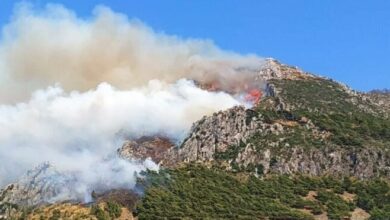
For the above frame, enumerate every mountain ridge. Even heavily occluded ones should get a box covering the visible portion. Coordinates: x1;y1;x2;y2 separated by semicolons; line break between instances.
120;59;390;178
1;58;389;220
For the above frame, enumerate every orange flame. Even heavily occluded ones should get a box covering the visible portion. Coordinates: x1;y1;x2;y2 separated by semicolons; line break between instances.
245;89;262;105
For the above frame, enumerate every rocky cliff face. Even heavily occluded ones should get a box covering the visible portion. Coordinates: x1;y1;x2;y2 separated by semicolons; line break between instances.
161;106;390;178
161;106;260;166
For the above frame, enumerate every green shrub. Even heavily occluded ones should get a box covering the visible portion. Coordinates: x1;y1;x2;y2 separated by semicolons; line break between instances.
137;165;390;219
369;205;390;220
136;165;313;220
90;205;108;220
316;190;352;219
106;201;122;218
266;78;390;147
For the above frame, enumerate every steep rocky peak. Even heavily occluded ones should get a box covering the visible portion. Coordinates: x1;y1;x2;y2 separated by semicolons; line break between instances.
0;163;76;208
257;58;314;81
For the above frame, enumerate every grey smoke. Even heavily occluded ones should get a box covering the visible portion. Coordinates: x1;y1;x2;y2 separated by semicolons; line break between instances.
0;3;264;203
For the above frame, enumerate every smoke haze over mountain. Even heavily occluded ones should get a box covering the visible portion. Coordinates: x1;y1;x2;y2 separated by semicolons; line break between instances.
0;3;264;202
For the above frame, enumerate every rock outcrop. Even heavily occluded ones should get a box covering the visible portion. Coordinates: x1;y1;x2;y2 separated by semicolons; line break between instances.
366;89;390;116
118;136;174;164
0;163;77;216
162;106;261;166
257;58;315;81
235;145;390;178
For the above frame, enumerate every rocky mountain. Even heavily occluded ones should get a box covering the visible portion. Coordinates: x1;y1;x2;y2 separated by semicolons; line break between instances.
121;59;390;179
129;60;390;220
2;59;389;219
0;163;78;219
0;163;77;207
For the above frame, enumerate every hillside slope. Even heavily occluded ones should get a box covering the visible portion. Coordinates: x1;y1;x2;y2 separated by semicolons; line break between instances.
132;60;390;220
136;165;390;220
159;60;390;179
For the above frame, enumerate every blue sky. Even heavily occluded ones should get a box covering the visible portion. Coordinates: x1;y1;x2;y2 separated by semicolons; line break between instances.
0;0;389;91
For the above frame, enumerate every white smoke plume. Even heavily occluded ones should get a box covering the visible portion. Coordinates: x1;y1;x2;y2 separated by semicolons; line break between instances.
0;3;264;203
0;80;242;201
0;3;263;103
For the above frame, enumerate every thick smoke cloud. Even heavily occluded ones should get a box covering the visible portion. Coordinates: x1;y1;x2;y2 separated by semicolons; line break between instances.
0;3;263;202
0;3;263;103
0;80;242;201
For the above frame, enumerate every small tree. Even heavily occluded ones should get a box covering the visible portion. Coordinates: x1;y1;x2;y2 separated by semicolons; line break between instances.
106;201;122;218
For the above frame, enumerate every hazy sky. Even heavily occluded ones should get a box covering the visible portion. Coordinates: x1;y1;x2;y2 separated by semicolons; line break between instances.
1;0;389;91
